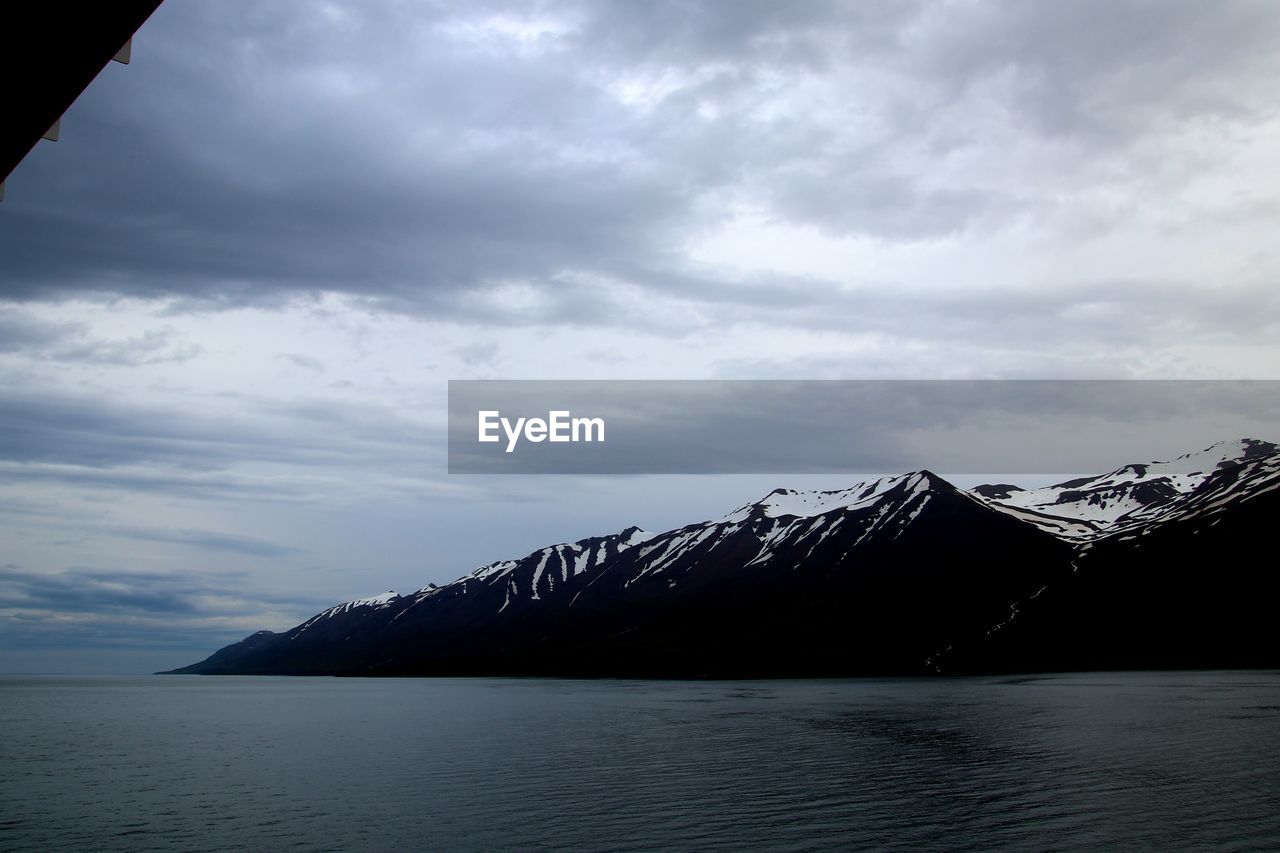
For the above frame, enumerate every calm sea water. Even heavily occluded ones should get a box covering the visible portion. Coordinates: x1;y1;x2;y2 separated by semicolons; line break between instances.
2;672;1279;851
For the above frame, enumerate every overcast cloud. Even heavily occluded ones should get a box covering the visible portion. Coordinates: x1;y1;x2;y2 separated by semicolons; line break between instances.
2;0;1279;671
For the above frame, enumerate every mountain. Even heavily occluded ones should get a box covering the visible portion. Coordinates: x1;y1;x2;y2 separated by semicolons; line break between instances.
973;438;1278;539
165;439;1280;677
949;438;1280;673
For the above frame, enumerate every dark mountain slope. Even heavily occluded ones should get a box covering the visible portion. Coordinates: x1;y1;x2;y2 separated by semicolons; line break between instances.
167;472;1073;677
943;443;1280;673
166;440;1280;678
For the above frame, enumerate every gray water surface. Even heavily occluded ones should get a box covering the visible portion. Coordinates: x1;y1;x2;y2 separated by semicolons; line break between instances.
2;672;1279;851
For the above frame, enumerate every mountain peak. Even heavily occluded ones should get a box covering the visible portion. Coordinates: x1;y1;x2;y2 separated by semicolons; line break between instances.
974;437;1279;535
724;470;956;522
1185;437;1275;463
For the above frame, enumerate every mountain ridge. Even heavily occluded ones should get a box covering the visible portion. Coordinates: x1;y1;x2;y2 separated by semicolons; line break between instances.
164;438;1280;677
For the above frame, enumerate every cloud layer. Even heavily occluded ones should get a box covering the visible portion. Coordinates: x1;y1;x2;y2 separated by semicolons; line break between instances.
4;1;1280;330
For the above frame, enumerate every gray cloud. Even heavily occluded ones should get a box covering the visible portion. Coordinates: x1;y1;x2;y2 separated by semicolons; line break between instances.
913;0;1280;141
277;352;326;372
2;0;1276;324
52;329;203;366
0;566;207;616
0;308;83;351
0;565;331;659
106;527;299;558
0;307;200;364
0;387;438;472
0;463;304;503
0;1;695;314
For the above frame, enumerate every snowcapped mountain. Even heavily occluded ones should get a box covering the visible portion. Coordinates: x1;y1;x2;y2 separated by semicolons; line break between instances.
945;438;1280;674
166;438;1280;677
972;439;1279;538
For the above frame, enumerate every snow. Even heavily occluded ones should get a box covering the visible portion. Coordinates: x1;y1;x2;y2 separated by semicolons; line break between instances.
893;493;931;538
442;526;662;606
978;441;1245;518
530;548;552;600
290;590;401;636
796;515;845;565
814;515;845;545
287;439;1277;636
639;526;716;574
974;438;1278;539
469;560;518;582
624;528;658;546
745;517;808;566
345;591;398;608
977;503;1101;540
314;590;399;618
722;472;932;522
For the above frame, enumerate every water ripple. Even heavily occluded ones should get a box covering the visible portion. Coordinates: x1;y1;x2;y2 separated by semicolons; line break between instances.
1;672;1279;850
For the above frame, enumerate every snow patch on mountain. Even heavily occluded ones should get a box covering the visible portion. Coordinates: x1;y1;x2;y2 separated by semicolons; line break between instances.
974;438;1278;537
314;591;399;617
723;472;937;522
290;591;401;637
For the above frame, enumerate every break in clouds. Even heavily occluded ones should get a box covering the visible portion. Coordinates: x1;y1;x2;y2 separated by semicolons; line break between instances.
2;1;1280;670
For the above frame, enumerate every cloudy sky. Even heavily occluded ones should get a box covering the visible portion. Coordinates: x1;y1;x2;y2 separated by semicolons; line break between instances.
2;0;1279;673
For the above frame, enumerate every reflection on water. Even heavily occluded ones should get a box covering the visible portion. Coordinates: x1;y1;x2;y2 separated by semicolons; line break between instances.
2;672;1279;850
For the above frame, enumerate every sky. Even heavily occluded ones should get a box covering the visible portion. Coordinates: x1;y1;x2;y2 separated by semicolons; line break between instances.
2;0;1279;673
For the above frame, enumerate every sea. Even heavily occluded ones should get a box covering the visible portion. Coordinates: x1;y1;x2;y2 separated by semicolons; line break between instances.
2;671;1278;851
